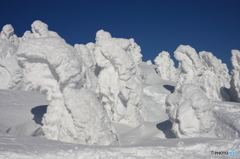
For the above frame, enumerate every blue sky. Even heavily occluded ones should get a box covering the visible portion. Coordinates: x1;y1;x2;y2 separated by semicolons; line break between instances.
0;0;239;70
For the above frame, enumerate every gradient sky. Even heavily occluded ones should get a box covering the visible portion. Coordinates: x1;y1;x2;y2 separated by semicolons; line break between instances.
0;0;239;70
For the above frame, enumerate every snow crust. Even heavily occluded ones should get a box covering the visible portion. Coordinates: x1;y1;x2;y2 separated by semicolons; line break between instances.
230;50;240;102
94;30;143;127
16;21;118;145
154;51;179;82
174;45;230;101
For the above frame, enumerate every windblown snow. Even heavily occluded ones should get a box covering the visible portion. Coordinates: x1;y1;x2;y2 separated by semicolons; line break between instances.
0;20;240;158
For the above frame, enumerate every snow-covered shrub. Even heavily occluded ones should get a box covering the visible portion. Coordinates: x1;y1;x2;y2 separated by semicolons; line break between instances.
230;50;240;102
94;30;143;127
16;21;119;145
0;25;23;89
174;45;230;101
154;51;179;82
166;84;216;138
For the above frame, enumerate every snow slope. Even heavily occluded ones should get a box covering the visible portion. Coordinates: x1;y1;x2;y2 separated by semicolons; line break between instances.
0;89;240;158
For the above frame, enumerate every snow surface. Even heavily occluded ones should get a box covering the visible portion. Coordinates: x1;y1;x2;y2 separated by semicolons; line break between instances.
1;85;240;158
0;21;240;158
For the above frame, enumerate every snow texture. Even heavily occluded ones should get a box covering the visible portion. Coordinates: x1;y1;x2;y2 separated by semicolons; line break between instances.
0;25;23;89
16;21;118;145
230;50;240;102
154;51;179;82
166;84;216;138
174;45;230;101
1;21;240;158
94;30;143;127
0;24;19;46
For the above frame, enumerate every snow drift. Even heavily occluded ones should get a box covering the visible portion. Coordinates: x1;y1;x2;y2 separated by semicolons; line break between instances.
16;20;118;145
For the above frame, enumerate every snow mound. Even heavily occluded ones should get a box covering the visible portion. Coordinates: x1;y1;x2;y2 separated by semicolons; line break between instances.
16;21;118;145
0;25;23;89
140;62;175;122
174;45;230;101
166;84;216;138
230;50;240;102
154;51;179;82
94;30;143;127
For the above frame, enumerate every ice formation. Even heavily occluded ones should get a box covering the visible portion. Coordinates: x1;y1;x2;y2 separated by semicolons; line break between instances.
154;51;179;82
174;45;230;101
230;50;240;102
0;25;23;89
16;21;118;145
94;30;143;127
166;84;216;138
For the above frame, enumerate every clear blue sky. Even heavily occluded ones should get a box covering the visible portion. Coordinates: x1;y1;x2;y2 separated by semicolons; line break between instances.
0;0;239;70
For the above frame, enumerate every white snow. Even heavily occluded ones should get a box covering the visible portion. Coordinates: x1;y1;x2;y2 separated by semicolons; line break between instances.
16;21;118;145
154;51;179;82
0;28;23;89
94;30;143;127
174;45;230;101
0;21;240;158
166;84;216;138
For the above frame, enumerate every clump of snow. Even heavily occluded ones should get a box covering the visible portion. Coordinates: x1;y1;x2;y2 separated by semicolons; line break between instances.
166;84;216;138
16;21;118;145
0;25;23;89
154;51;179;82
94;30;143;127
230;50;240;102
146;60;152;65
174;45;230;101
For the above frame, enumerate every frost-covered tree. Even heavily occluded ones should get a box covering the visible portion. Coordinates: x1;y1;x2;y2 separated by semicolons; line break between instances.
230;50;240;102
16;21;119;145
0;25;23;89
154;51;179;82
94;30;143;127
174;45;230;101
166;84;216;138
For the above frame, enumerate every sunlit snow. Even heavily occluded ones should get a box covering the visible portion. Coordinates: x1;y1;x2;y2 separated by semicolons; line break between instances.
0;20;240;158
